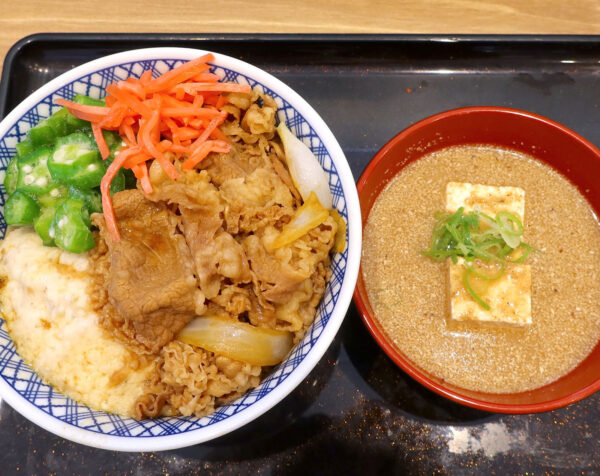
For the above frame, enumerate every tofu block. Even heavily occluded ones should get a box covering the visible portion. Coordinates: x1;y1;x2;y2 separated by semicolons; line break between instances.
446;182;531;326
446;182;525;222
449;258;532;326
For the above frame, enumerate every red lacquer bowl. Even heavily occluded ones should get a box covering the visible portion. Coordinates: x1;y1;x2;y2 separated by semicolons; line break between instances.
354;106;600;413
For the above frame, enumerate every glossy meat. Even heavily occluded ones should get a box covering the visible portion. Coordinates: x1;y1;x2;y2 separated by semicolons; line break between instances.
91;190;199;354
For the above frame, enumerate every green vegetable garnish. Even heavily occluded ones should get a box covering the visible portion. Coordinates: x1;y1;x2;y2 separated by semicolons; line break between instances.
4;95;137;253
4;157;18;195
463;267;491;310
52;198;96;253
48;132;105;189
15;146;59;195
15;139;34;158
34;207;58;246
5;191;40;226
423;207;537;309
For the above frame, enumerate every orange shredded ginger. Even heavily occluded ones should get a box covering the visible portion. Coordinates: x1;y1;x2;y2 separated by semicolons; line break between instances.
55;54;251;242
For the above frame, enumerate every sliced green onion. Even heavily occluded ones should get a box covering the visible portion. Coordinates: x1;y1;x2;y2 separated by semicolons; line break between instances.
466;261;506;281
445;223;470;256
496;211;524;236
423;207;537;310
497;244;513;258
501;231;521;249
509;243;533;263
476;212;498;230
496;211;524;248
472;246;504;263
463;267;491;310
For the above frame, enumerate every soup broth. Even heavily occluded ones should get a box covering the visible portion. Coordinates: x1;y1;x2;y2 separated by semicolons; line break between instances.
362;145;600;393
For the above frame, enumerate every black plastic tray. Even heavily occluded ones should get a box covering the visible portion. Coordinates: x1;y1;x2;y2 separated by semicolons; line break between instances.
1;33;599;474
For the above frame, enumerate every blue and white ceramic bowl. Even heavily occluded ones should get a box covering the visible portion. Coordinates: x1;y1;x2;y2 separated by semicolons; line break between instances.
0;48;361;451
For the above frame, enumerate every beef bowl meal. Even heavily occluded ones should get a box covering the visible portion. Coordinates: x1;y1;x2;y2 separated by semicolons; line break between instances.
0;48;361;450
354;107;600;413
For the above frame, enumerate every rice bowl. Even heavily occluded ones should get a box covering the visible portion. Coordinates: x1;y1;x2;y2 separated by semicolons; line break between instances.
0;47;361;451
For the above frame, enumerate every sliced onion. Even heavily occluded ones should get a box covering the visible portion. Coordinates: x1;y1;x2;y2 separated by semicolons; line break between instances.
277;121;333;210
177;316;293;366
269;191;330;250
329;208;347;253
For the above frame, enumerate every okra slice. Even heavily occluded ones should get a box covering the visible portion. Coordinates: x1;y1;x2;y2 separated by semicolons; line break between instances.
102;154;126;195
37;184;68;208
48;107;90;137
52;198;95;253
49;132;105;189
16;146;58;195
4;157;18;195
15;139;34;157
27;100;94;147
34;207;58;246
28;118;56;146
68;186;102;214
45;108;71;138
105;130;124;158
5;190;40;225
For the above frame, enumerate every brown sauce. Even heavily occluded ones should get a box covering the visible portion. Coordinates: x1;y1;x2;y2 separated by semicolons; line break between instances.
362;145;600;393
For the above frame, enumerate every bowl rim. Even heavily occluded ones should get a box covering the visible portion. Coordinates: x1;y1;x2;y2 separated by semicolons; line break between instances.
354;105;600;414
0;47;362;451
